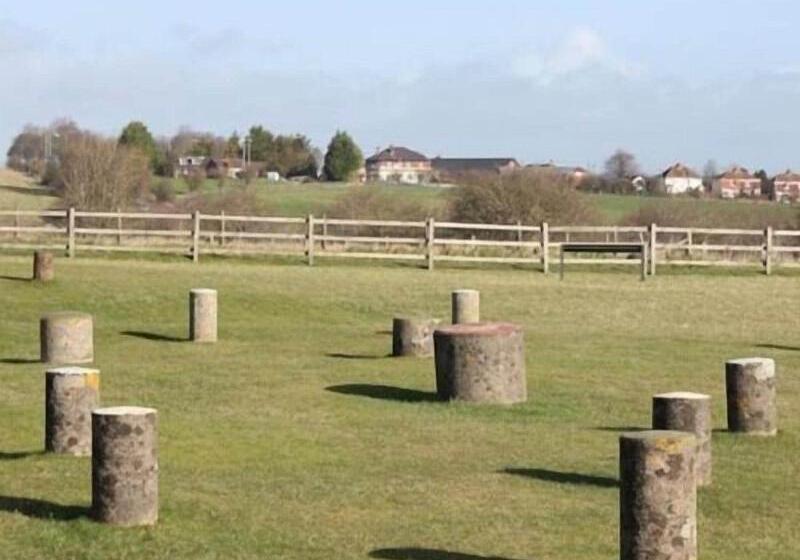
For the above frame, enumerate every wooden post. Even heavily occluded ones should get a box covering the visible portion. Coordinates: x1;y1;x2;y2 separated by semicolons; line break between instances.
764;226;773;275
426;217;435;271
321;214;328;251
191;211;200;263
516;220;523;243
559;244;565;281
67;207;75;258
641;244;647;281
648;223;657;276
687;229;693;259
116;208;122;246
613;226;619;243
540;222;549;274
219;210;225;247
306;214;315;266
13;207;19;241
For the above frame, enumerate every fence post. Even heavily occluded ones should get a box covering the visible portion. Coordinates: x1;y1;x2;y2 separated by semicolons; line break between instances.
426;217;435;271
116;208;122;246
648;223;657;276
540;222;549;274
306;214;315;266
13;206;19;241
516;220;523;243
687;229;693;259
764;226;773;276
321;214;328;251
192;211;200;263
220;210;225;247
67;207;75;258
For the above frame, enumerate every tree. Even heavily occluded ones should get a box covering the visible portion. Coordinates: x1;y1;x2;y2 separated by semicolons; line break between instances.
323;131;363;181
702;159;718;191
225;132;242;158
57;134;150;210
247;125;274;162
604;149;640;181
118;121;160;171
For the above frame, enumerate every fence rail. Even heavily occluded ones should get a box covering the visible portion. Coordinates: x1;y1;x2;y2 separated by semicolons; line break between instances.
1;208;798;275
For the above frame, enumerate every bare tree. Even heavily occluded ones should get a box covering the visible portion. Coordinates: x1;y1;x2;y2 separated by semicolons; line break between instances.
57;134;150;210
604;149;640;181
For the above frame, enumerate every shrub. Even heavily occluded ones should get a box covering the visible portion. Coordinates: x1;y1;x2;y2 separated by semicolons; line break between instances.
152;180;176;203
183;171;205;192
447;169;597;226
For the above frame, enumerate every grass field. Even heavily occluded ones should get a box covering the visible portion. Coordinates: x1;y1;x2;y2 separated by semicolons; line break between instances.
0;168;58;211
0;255;798;559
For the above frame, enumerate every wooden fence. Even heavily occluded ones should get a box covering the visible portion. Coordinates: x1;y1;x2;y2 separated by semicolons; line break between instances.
1;208;798;275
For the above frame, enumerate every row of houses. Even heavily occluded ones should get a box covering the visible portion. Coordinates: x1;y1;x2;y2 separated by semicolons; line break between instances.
362;146;588;185
175;156;280;181
661;163;800;200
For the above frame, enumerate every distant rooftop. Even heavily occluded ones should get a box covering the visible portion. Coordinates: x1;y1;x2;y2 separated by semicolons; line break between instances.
366;146;428;163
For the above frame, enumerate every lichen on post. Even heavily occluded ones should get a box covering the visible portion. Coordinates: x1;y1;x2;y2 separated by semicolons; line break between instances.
725;357;777;436
433;322;526;404
91;406;158;526
652;392;712;487
45;366;100;456
620;430;697;560
40;311;94;365
392;317;441;357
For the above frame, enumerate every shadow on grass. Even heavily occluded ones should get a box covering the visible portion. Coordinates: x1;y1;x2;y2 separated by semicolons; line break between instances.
121;330;186;343
375;330;393;336
0;495;88;521
501;467;618;488
755;343;800;352
0;275;31;282
0;184;56;197
370;549;526;560
326;384;438;403
326;352;392;360
0;450;43;460
0;358;40;364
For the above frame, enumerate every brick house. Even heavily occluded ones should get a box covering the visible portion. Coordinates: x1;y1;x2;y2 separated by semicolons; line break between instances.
712;166;762;199
661;163;703;194
772;170;800;202
365;146;432;184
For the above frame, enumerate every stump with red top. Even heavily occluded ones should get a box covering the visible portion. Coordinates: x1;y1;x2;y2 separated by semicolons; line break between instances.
433;322;526;404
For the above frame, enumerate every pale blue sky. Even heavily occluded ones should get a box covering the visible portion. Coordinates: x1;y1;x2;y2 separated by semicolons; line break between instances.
2;0;799;172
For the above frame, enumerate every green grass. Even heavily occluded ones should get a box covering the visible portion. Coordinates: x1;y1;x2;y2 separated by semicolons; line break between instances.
0;255;798;559
0;169;58;211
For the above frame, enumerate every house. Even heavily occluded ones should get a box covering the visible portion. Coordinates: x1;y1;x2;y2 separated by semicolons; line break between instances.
365;146;432;184
205;158;268;180
431;157;520;181
661;163;703;194
772;170;800;202
527;162;590;185
712;166;762;199
175;156;207;177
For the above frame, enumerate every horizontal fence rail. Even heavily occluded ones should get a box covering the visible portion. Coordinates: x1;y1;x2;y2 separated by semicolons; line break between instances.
0;208;798;275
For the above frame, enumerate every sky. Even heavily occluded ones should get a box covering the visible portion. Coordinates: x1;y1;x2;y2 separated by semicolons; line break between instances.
2;0;800;173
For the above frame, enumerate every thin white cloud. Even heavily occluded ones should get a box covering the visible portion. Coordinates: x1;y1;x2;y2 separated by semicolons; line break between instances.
512;27;640;84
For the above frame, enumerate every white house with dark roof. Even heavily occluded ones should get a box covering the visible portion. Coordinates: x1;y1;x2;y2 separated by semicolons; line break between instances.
661;163;703;194
365;146;431;184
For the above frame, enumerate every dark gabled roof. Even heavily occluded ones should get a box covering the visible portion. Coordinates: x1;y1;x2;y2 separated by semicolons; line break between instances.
662;162;700;179
366;146;428;163
526;162;588;175
431;157;519;172
773;169;800;182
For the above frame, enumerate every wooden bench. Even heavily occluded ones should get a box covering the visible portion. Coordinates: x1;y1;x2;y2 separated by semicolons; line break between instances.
559;242;648;281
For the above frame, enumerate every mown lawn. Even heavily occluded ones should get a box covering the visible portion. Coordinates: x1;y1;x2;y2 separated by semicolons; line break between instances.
0;254;798;559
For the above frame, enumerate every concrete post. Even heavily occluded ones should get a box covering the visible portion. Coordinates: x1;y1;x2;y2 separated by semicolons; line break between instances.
620;430;697;560
451;289;480;324
33;250;55;282
433;322;526;404
392;317;441;357
190;288;217;343
40;312;94;364
652;392;712;486
91;406;158;526
725;358;777;436
45;366;100;456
